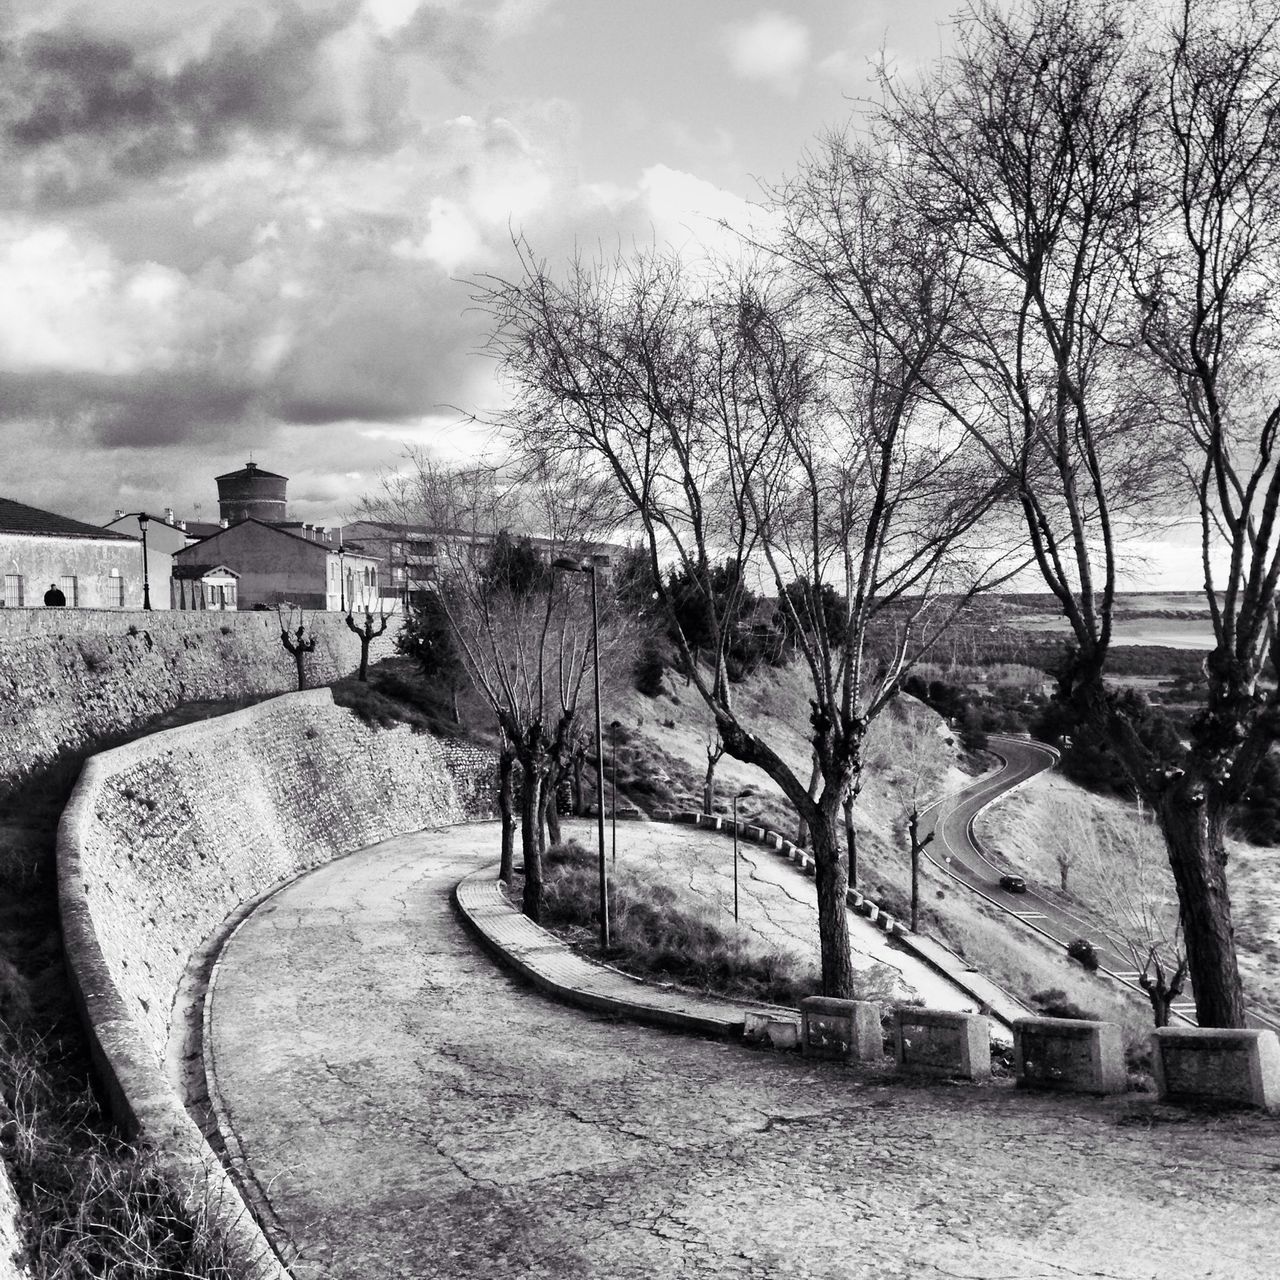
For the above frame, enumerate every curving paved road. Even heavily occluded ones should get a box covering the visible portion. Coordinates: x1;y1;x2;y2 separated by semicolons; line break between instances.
203;824;1279;1280
923;736;1280;1032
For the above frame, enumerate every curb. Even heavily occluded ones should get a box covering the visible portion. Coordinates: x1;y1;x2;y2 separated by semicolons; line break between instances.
452;868;798;1040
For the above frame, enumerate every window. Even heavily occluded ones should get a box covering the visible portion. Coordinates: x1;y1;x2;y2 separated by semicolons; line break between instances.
2;575;22;608
106;576;124;607
60;575;77;606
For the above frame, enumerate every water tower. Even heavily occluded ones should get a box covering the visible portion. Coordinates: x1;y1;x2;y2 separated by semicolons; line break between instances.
216;461;288;524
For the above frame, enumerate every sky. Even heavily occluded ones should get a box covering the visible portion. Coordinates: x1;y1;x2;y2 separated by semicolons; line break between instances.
0;0;1202;587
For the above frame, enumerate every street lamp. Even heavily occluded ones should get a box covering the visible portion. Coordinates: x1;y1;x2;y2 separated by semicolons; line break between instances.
553;555;609;949
337;542;346;613
732;788;753;923
135;512;152;610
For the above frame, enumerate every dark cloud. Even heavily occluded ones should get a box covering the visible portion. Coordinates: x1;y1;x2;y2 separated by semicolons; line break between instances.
0;2;409;204
270;270;489;424
402;5;489;85
0;368;258;445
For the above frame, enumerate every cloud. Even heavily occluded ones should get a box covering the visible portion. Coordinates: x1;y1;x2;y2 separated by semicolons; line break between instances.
722;12;810;96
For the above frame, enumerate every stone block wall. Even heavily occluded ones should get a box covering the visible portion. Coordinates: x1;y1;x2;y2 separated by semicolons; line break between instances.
60;689;466;1065
0;609;399;795
54;689;493;1278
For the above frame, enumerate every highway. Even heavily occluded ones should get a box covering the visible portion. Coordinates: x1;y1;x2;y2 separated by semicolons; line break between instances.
918;735;1212;1025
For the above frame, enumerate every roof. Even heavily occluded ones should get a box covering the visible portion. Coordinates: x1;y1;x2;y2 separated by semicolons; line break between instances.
172;563;240;580
215;461;288;482
0;496;139;542
182;522;224;539
174;518;379;558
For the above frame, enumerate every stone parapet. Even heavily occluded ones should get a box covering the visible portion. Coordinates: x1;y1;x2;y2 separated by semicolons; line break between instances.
1151;1027;1280;1112
1013;1017;1126;1095
894;1007;991;1081
800;997;884;1063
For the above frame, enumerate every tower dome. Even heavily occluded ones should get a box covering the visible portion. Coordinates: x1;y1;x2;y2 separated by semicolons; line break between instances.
215;461;287;524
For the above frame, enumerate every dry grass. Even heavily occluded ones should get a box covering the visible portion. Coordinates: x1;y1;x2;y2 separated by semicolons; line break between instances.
1;1024;240;1280
532;840;894;1009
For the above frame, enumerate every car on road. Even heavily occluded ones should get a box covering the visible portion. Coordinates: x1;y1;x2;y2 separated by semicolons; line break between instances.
998;873;1027;893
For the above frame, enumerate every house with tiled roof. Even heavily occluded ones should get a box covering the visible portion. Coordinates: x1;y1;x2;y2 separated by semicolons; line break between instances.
0;496;173;609
173;519;378;611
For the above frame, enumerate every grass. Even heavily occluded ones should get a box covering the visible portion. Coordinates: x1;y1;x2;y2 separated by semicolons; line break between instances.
1;1025;240;1279
533;839;828;1008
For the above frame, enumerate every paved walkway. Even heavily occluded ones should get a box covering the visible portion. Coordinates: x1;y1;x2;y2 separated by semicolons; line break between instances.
205;824;1280;1280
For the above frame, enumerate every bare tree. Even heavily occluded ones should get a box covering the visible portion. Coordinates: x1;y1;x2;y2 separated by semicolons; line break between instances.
278;605;317;690
477;216;1018;995
1056;795;1189;1026
344;579;392;683
884;0;1280;1026
367;454;622;921
703;733;725;814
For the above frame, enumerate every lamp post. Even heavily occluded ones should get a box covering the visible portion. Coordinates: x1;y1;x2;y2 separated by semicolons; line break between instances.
732;789;752;923
337;542;346;613
136;512;152;610
553;555;609;949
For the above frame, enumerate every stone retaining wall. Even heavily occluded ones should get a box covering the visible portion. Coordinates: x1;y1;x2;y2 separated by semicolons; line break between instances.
0;1162;27;1280
0;609;399;796
55;689;494;1277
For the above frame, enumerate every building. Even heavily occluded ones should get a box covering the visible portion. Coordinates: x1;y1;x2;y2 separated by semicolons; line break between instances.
172;519;378;612
341;520;615;611
102;508;221;553
0;496;172;609
171;564;239;611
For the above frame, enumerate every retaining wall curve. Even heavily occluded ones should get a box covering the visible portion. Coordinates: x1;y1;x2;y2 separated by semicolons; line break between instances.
56;690;498;1277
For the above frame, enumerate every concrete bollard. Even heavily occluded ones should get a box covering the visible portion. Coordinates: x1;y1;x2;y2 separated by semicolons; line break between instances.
847;890;863;909
743;1011;801;1051
674;812;699;824
894;1008;991;1081
1013;1017;1126;1095
800;997;884;1063
1151;1027;1280;1112
695;814;721;830
745;825;766;841
768;833;784;850
878;913;895;933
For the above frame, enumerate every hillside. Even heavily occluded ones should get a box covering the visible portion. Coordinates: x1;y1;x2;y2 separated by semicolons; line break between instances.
974;768;1280;1024
553;656;1161;1040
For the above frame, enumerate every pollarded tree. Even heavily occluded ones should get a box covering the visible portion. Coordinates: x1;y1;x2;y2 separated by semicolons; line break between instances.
477;217;1020;997
368;454;622;922
885;0;1280;1026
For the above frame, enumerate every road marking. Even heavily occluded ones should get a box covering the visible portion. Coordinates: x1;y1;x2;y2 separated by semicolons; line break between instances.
1013;911;1047;920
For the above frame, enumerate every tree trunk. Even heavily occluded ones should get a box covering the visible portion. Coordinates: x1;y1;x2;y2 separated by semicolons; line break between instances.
358;637;370;682
808;805;855;999
545;771;563;847
571;750;584;816
703;754;717;815
498;748;516;883
519;764;545;922
795;751;820;848
842;794;856;889
295;650;307;690
1155;787;1245;1028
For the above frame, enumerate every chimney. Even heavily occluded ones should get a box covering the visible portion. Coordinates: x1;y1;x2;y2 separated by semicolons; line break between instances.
178;520;187;531
220;518;229;529
113;509;124;519
164;507;175;524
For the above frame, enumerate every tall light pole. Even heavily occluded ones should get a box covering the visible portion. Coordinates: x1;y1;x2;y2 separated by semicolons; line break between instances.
136;512;152;610
732;789;752;923
337;542;347;613
553;555;609;949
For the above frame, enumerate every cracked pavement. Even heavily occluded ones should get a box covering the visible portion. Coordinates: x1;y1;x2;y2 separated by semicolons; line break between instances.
204;826;1280;1279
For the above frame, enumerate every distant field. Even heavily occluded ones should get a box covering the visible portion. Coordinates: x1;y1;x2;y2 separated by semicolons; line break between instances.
1017;616;1216;650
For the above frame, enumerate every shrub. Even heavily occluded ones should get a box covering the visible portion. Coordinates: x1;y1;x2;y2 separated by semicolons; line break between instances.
1066;938;1100;971
1031;987;1096;1020
633;641;666;698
